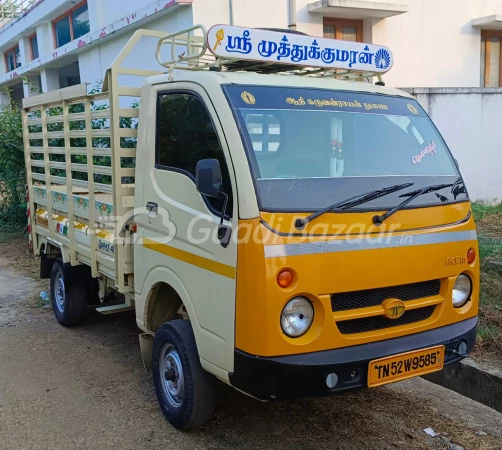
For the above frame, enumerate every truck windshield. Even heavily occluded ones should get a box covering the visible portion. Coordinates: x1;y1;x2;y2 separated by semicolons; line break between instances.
224;85;467;212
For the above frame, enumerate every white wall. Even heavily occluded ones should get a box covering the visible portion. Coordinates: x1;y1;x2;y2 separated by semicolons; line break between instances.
409;88;502;201
78;6;193;89
233;0;289;29
297;0;323;36
191;0;289;30
374;0;502;88
91;0;158;29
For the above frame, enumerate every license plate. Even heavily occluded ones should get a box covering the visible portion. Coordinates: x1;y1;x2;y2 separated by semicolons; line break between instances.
368;345;445;388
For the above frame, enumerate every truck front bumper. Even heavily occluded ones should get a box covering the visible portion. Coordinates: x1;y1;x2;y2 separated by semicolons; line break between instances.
229;317;477;400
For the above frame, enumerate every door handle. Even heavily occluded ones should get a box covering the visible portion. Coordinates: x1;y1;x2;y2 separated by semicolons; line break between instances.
146;202;158;214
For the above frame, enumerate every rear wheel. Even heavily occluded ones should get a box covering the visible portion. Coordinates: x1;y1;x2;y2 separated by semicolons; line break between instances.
50;259;88;327
152;320;217;430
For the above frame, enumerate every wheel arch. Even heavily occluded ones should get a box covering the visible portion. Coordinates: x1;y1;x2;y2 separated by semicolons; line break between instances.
38;240;63;279
39;239;66;260
137;266;201;337
146;282;184;332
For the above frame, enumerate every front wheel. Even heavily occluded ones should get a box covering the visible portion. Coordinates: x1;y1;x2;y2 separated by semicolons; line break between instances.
152;320;217;430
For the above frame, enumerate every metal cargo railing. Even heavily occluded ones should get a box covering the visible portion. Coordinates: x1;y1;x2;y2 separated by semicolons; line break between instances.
23;29;166;293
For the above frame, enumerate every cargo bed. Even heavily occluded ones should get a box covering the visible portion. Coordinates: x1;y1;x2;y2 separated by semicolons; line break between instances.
23;29;167;294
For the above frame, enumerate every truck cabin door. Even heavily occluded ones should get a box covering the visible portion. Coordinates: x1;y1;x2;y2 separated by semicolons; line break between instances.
135;84;238;374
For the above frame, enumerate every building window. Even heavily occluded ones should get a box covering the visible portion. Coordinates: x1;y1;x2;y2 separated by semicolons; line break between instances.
30;33;39;60
481;30;502;87
4;45;21;72
323;18;363;42
52;1;90;48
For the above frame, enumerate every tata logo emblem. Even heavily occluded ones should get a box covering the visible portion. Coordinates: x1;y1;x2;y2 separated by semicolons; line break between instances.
407;103;419;115
445;256;466;266
241;91;256;105
382;298;406;319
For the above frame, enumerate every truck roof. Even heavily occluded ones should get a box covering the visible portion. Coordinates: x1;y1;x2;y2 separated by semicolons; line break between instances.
146;70;412;99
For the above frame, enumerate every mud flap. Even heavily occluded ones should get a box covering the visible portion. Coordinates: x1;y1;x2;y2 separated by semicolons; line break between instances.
139;333;154;373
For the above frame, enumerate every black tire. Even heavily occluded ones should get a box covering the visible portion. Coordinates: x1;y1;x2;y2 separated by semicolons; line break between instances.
152;320;217;430
50;259;88;327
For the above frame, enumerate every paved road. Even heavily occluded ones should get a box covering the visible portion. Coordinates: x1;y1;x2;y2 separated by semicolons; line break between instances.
0;255;501;450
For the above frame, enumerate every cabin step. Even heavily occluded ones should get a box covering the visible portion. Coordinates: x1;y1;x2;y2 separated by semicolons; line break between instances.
96;303;134;314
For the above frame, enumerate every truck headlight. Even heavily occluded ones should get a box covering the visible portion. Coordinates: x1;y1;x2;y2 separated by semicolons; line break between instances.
452;274;472;308
281;297;314;338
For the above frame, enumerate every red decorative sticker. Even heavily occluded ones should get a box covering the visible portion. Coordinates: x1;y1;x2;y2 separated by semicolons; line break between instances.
412;140;437;164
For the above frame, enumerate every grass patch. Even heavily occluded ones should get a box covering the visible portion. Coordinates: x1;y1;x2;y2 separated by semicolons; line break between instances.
478;236;502;260
477;269;502;354
473;201;502;358
0;228;25;243
478;324;499;342
472;201;502;221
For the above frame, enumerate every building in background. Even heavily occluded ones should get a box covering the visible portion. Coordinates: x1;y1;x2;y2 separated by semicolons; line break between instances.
0;0;501;200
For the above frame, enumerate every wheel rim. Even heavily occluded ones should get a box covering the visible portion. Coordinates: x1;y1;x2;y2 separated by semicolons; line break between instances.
160;343;184;408
54;272;65;313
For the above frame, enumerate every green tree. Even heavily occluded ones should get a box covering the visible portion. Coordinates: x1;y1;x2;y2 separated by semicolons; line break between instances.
0;87;26;227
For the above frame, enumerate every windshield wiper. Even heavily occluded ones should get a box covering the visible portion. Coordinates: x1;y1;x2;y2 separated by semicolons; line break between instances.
294;183;414;229
373;183;454;225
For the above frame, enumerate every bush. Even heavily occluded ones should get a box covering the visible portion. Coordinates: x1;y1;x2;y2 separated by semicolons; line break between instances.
0;87;26;228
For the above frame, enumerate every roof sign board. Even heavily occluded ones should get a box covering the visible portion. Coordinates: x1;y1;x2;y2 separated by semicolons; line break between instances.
207;25;393;73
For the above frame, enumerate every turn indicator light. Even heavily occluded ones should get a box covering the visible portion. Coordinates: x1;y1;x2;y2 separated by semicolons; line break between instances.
467;248;476;264
277;269;294;288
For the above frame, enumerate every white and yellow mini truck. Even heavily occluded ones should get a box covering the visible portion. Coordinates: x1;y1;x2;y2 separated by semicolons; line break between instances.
24;25;478;429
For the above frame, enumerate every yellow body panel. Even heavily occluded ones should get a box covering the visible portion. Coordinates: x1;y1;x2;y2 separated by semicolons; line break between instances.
235;202;479;357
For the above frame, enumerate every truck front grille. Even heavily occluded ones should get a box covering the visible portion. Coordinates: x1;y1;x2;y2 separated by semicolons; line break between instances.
336;306;436;335
331;280;441;312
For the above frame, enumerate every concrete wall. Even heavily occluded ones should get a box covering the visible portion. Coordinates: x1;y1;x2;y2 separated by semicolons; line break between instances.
373;0;502;88
406;88;502;202
91;0;156;29
78;6;193;90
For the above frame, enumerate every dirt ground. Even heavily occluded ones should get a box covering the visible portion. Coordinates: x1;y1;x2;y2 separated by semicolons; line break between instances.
1;234;502;450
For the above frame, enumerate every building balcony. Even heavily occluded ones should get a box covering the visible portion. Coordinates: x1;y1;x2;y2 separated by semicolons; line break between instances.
0;0;42;33
472;15;502;31
308;0;409;20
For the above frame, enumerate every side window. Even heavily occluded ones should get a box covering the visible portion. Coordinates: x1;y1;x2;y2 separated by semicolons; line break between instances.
157;93;233;217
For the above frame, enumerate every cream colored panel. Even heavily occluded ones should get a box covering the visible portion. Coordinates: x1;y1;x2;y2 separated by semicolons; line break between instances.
134;82;238;373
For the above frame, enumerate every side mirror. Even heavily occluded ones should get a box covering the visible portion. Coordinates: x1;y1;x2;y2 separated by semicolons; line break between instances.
196;159;222;198
196;158;232;248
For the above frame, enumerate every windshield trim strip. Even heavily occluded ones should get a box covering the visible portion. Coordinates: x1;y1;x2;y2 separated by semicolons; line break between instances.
261;207;471;237
264;230;477;258
259;198;470;216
